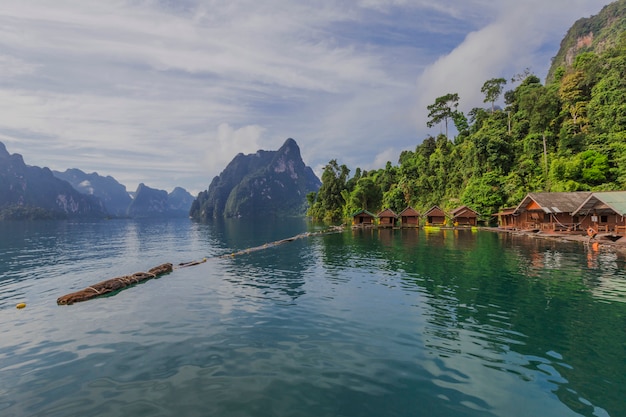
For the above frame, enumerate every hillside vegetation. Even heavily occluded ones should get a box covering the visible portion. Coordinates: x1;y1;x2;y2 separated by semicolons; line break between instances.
308;1;626;223
548;0;626;82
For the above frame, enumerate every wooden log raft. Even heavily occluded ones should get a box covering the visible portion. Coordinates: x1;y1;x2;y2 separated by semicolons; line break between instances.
56;226;346;305
57;263;173;305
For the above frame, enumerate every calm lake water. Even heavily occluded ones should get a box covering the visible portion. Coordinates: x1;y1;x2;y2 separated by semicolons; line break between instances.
1;218;625;417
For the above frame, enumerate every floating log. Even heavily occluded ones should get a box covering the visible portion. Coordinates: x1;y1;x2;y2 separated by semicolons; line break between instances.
57;263;173;305
178;258;207;268
56;225;346;305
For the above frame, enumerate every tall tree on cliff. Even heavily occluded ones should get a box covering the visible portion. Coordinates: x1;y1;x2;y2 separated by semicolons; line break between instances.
481;77;507;113
426;93;460;139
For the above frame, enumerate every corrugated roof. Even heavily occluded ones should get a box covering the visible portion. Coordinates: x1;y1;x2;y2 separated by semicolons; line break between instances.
515;192;591;214
425;205;446;217
450;205;466;215
574;191;626;216
399;206;420;216
492;207;516;216
351;209;376;218
451;205;478;218
377;208;397;217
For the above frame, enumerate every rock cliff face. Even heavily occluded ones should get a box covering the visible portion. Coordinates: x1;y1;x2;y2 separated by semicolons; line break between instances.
168;187;195;217
127;183;168;218
127;183;194;218
190;138;321;220
0;142;106;220
547;0;626;82
53;168;132;217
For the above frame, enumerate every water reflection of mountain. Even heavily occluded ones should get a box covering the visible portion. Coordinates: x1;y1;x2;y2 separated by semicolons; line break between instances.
207;217;317;302
206;217;311;252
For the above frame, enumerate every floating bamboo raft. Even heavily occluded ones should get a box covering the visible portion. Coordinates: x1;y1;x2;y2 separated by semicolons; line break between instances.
56;225;345;306
57;263;174;305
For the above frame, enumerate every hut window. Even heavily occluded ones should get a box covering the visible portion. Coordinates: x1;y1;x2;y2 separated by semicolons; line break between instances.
543;213;551;222
530;212;539;220
600;215;608;223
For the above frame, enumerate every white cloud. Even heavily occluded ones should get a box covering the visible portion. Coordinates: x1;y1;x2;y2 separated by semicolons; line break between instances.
205;123;265;175
368;148;398;171
0;55;38;77
415;0;603;134
0;0;606;193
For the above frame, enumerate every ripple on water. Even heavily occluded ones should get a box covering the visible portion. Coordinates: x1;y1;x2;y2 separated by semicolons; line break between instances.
1;223;625;417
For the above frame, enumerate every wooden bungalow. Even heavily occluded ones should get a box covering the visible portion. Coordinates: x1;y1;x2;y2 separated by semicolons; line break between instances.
451;205;479;226
377;208;398;228
425;205;447;226
493;207;517;229
399;207;420;228
513;192;591;232
573;191;626;234
352;209;376;226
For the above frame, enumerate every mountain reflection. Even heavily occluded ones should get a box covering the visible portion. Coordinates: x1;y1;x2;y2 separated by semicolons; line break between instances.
207;217;315;302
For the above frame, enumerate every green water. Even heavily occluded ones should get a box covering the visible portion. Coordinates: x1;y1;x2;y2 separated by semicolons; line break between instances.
0;219;625;416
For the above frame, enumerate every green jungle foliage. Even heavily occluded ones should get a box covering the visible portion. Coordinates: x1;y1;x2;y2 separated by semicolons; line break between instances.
307;34;626;224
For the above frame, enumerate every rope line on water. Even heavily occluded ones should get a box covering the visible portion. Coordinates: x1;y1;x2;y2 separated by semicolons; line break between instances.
56;225;344;306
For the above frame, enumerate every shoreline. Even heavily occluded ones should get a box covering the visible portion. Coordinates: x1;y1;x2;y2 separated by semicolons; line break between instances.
348;222;626;255
481;226;626;254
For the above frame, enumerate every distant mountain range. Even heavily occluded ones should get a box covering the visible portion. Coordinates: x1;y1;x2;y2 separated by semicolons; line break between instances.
0;141;193;220
190;138;321;220
52;168;132;217
54;169;194;219
126;183;194;218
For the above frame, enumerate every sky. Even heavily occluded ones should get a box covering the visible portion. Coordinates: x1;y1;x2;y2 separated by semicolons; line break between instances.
0;0;607;195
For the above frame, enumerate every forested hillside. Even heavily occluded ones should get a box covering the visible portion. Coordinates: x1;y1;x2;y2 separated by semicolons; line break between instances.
307;2;626;223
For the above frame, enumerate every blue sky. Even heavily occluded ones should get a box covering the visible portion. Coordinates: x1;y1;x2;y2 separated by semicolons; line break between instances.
0;0;606;194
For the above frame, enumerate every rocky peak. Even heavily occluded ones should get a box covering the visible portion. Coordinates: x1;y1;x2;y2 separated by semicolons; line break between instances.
190;138;320;219
547;0;626;82
0;142;9;158
0;141;106;219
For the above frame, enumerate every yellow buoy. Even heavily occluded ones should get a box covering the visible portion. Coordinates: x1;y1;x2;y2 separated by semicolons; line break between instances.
16;302;26;309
